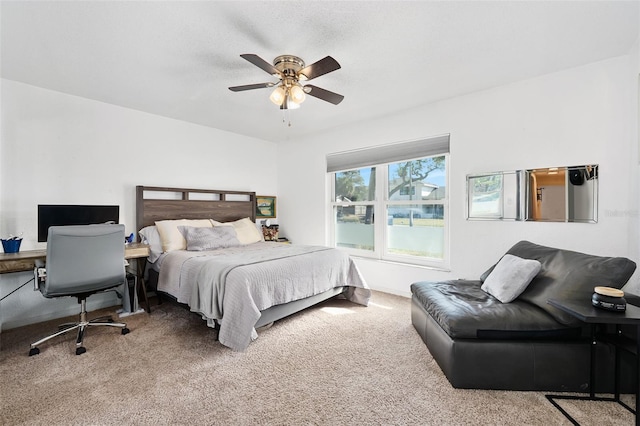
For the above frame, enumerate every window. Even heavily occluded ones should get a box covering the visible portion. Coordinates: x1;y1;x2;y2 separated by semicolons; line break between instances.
399;186;415;196
328;136;449;268
334;167;376;251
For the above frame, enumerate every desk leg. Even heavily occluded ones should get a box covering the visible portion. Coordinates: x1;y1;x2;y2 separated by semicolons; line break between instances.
611;325;638;423
135;257;150;314
636;326;639;426
615;325;621;402
590;324;596;398
546;324;637;425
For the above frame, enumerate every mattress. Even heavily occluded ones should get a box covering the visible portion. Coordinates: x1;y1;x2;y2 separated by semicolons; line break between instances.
156;242;370;350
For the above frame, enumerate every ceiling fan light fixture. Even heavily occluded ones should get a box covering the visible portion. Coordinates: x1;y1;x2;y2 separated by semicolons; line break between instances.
289;85;306;104
287;97;301;109
269;86;286;106
230;53;344;111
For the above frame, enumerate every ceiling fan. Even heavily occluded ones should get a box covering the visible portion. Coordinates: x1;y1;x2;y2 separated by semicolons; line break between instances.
229;54;344;109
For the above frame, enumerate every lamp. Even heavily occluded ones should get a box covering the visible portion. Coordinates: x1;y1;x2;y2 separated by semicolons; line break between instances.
269;86;286;106
289;84;306;104
285;96;301;110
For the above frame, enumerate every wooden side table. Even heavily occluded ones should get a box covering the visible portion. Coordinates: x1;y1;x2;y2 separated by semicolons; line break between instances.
546;298;640;425
124;243;151;313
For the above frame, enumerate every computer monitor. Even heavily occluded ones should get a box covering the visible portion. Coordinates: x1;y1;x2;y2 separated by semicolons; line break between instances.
37;204;120;242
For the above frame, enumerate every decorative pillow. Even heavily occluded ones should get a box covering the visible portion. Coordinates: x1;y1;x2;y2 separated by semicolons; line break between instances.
138;225;163;263
481;254;542;303
213;217;263;245
178;226;241;251
155;219;213;252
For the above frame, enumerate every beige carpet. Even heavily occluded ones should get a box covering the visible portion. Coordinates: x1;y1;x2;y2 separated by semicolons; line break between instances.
0;291;634;425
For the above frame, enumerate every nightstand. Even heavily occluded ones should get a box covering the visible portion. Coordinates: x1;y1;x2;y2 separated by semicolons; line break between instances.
124;243;151;314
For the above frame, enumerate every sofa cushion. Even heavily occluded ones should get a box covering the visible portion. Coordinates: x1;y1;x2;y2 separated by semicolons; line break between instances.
484;241;636;326
410;280;579;339
481;254;541;303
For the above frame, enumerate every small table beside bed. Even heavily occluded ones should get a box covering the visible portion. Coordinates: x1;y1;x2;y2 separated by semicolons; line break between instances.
136;185;370;351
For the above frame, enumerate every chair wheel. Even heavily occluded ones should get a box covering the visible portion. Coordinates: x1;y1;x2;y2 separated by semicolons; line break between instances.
29;347;40;356
76;346;86;355
122;327;130;335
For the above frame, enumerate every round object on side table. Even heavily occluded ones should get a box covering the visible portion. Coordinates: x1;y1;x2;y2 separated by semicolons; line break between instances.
592;286;626;312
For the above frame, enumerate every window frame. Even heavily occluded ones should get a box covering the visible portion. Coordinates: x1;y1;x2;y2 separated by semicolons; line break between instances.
329;153;449;269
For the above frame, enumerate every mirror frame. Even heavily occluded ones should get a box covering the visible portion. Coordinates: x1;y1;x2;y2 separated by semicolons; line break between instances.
466;164;598;223
466;170;523;221
525;165;598;223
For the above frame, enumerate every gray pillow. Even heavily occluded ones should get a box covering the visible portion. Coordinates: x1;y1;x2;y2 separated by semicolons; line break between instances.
178;226;241;251
481;254;541;303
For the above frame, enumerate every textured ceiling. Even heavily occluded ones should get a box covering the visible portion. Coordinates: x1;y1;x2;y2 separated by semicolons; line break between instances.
1;1;639;143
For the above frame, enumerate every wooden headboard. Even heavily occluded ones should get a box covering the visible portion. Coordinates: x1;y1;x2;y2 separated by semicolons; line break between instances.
136;186;256;231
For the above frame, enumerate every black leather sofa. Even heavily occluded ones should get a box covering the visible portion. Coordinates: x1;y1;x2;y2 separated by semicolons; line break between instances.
411;240;637;391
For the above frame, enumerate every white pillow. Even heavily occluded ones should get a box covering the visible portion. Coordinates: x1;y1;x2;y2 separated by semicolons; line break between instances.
481;254;542;303
155;219;213;252
213;217;263;245
138;225;163;263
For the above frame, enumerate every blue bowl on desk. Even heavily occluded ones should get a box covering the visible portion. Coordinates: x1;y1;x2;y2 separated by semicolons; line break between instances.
2;238;22;253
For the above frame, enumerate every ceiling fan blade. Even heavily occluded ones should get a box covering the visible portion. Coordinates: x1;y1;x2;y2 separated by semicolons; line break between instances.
304;85;344;105
298;56;341;81
240;54;281;77
229;82;275;92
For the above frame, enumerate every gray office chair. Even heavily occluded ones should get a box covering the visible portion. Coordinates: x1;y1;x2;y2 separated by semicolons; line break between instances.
29;224;130;356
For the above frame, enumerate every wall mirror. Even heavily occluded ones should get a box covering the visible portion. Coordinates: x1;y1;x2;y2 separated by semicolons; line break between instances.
467;171;522;220
525;165;598;223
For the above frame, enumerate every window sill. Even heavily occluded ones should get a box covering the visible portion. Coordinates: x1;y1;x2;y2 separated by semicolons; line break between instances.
350;255;451;273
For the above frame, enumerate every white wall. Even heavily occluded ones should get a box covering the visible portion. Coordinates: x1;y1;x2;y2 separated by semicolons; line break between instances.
631;33;640;293
278;55;639;297
0;79;277;329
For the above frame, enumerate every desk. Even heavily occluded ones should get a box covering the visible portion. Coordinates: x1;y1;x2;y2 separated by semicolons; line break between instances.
0;243;151;312
546;298;640;426
0;243;149;273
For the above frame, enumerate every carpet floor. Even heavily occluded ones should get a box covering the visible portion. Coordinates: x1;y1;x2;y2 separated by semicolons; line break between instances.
0;291;634;425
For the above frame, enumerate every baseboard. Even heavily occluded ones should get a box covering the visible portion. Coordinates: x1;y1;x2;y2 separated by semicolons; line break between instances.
369;285;411;298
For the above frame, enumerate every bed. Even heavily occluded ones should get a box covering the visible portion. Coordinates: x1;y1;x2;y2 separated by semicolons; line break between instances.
136;185;370;351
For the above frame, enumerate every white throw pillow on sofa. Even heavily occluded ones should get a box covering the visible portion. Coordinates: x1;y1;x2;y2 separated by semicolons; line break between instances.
481;254;542;303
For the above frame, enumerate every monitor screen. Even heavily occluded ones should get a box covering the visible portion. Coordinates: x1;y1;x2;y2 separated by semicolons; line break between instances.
37;204;120;242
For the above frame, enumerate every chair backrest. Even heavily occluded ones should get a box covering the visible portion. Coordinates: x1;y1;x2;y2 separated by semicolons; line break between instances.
42;224;126;298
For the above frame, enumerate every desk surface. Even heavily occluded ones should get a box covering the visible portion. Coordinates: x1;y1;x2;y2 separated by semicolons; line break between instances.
548;298;640;325
0;243;150;274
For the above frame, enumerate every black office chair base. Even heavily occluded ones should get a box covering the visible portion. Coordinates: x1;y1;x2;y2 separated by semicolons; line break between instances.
29;299;129;356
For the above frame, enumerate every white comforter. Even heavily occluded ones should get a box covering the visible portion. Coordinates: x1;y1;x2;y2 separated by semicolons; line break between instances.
156;242;370;350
